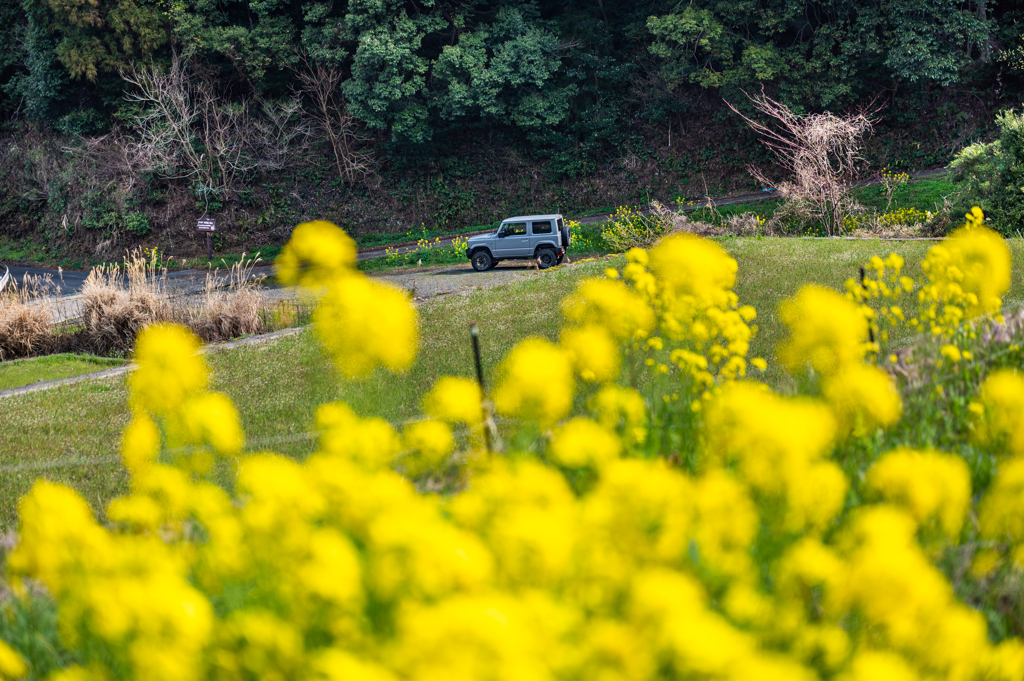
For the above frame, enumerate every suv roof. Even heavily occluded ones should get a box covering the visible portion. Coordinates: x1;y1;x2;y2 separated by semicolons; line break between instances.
501;214;562;223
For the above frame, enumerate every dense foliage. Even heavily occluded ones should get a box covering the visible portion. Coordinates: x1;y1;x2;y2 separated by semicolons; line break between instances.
0;0;1017;146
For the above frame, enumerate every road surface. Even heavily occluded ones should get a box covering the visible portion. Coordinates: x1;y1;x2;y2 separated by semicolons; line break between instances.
2;167;948;295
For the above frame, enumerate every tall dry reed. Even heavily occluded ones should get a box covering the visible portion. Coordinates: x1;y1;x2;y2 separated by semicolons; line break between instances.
0;275;59;360
177;258;267;342
79;250;171;354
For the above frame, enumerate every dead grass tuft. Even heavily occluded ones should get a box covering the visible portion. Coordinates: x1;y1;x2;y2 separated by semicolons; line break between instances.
0;275;59;361
80;250;171;354
651;201;772;238
180;259;267;341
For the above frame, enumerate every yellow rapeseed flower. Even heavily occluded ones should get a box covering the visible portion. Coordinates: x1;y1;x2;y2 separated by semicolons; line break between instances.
0;639;27;681
401;419;455;476
560;324;620;382
976;369;1024;456
120;413;161;474
549;418;621;468
778;285;870;376
867;448;971;538
493;338;575;426
129;323;208;415
275;220;357;288
316;402;400;469
822;364;902;437
649;234;738;309
423;376;483;426
314;275;419;378
561;278;655;340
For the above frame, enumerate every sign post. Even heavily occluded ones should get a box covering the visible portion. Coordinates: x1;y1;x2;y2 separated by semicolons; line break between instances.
197;217;216;263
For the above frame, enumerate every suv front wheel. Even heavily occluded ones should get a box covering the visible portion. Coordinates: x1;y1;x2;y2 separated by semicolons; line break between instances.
537;248;558;269
471;249;494;271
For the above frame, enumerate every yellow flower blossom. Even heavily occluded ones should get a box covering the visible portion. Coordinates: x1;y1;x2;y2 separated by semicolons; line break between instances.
275;220;357;288
120;413;161;474
0;640;26;681
165;391;245;472
561;278;655;340
129;323;207;415
867;448;971;537
493;338;575;426
316;402;400;468
314;275;419;378
590;385;647;446
976;369;1024;456
778;285;870;376
822;363;902;437
649;234;738;309
548;418;621;468
401;419;455;476
423;376;483;426
979;458;1024;566
560;324;620;382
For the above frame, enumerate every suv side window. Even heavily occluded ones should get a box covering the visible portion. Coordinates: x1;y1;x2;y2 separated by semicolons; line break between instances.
501;222;527;236
531;221;553;234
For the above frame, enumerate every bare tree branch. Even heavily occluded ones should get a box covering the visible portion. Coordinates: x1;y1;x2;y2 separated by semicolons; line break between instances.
292;52;375;184
727;88;876;235
119;54;311;198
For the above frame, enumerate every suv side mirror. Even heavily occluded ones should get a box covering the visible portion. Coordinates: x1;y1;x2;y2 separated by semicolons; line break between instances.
497;226;507;237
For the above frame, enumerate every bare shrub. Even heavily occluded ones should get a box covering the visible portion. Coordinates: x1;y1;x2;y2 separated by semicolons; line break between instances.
727;91;875;236
120;55;310;198
80;251;171;354
179;259;267;342
293;56;375;183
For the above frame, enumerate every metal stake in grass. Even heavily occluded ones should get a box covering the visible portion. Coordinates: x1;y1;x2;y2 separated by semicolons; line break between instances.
470;322;494;454
859;266;876;345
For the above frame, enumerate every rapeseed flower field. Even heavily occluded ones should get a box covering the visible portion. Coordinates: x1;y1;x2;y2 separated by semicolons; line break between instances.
4;210;1024;681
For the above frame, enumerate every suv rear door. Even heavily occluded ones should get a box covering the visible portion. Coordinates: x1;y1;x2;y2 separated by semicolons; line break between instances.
530;220;555;250
494;222;530;257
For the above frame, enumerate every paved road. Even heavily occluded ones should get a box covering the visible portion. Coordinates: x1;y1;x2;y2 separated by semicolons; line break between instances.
7;266;90;295
2;167;949;295
5;263;276;297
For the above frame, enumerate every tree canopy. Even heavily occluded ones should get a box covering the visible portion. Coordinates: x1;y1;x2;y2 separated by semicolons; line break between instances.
0;0;1015;149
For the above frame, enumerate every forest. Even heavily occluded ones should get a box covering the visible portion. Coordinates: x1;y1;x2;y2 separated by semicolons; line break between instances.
0;0;1020;262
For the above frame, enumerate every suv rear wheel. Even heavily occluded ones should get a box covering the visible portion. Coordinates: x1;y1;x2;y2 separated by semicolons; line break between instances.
537;248;558;269
471;249;494;271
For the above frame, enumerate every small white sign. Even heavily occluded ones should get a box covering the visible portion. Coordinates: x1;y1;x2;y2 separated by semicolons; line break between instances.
197;218;216;233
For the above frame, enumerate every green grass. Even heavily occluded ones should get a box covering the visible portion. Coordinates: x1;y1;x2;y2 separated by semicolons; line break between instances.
126;247;283;273
0;236;49;266
4;236;1024;530
0;354;124;391
0;258;611;531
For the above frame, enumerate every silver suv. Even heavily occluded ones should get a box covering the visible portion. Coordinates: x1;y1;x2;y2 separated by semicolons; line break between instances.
465;214;571;271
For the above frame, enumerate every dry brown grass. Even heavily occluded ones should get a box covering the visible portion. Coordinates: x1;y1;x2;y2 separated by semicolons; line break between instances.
651;201;771;238
79;251;171;354
0;275;60;360
4;253;289;361
179;259;267;341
